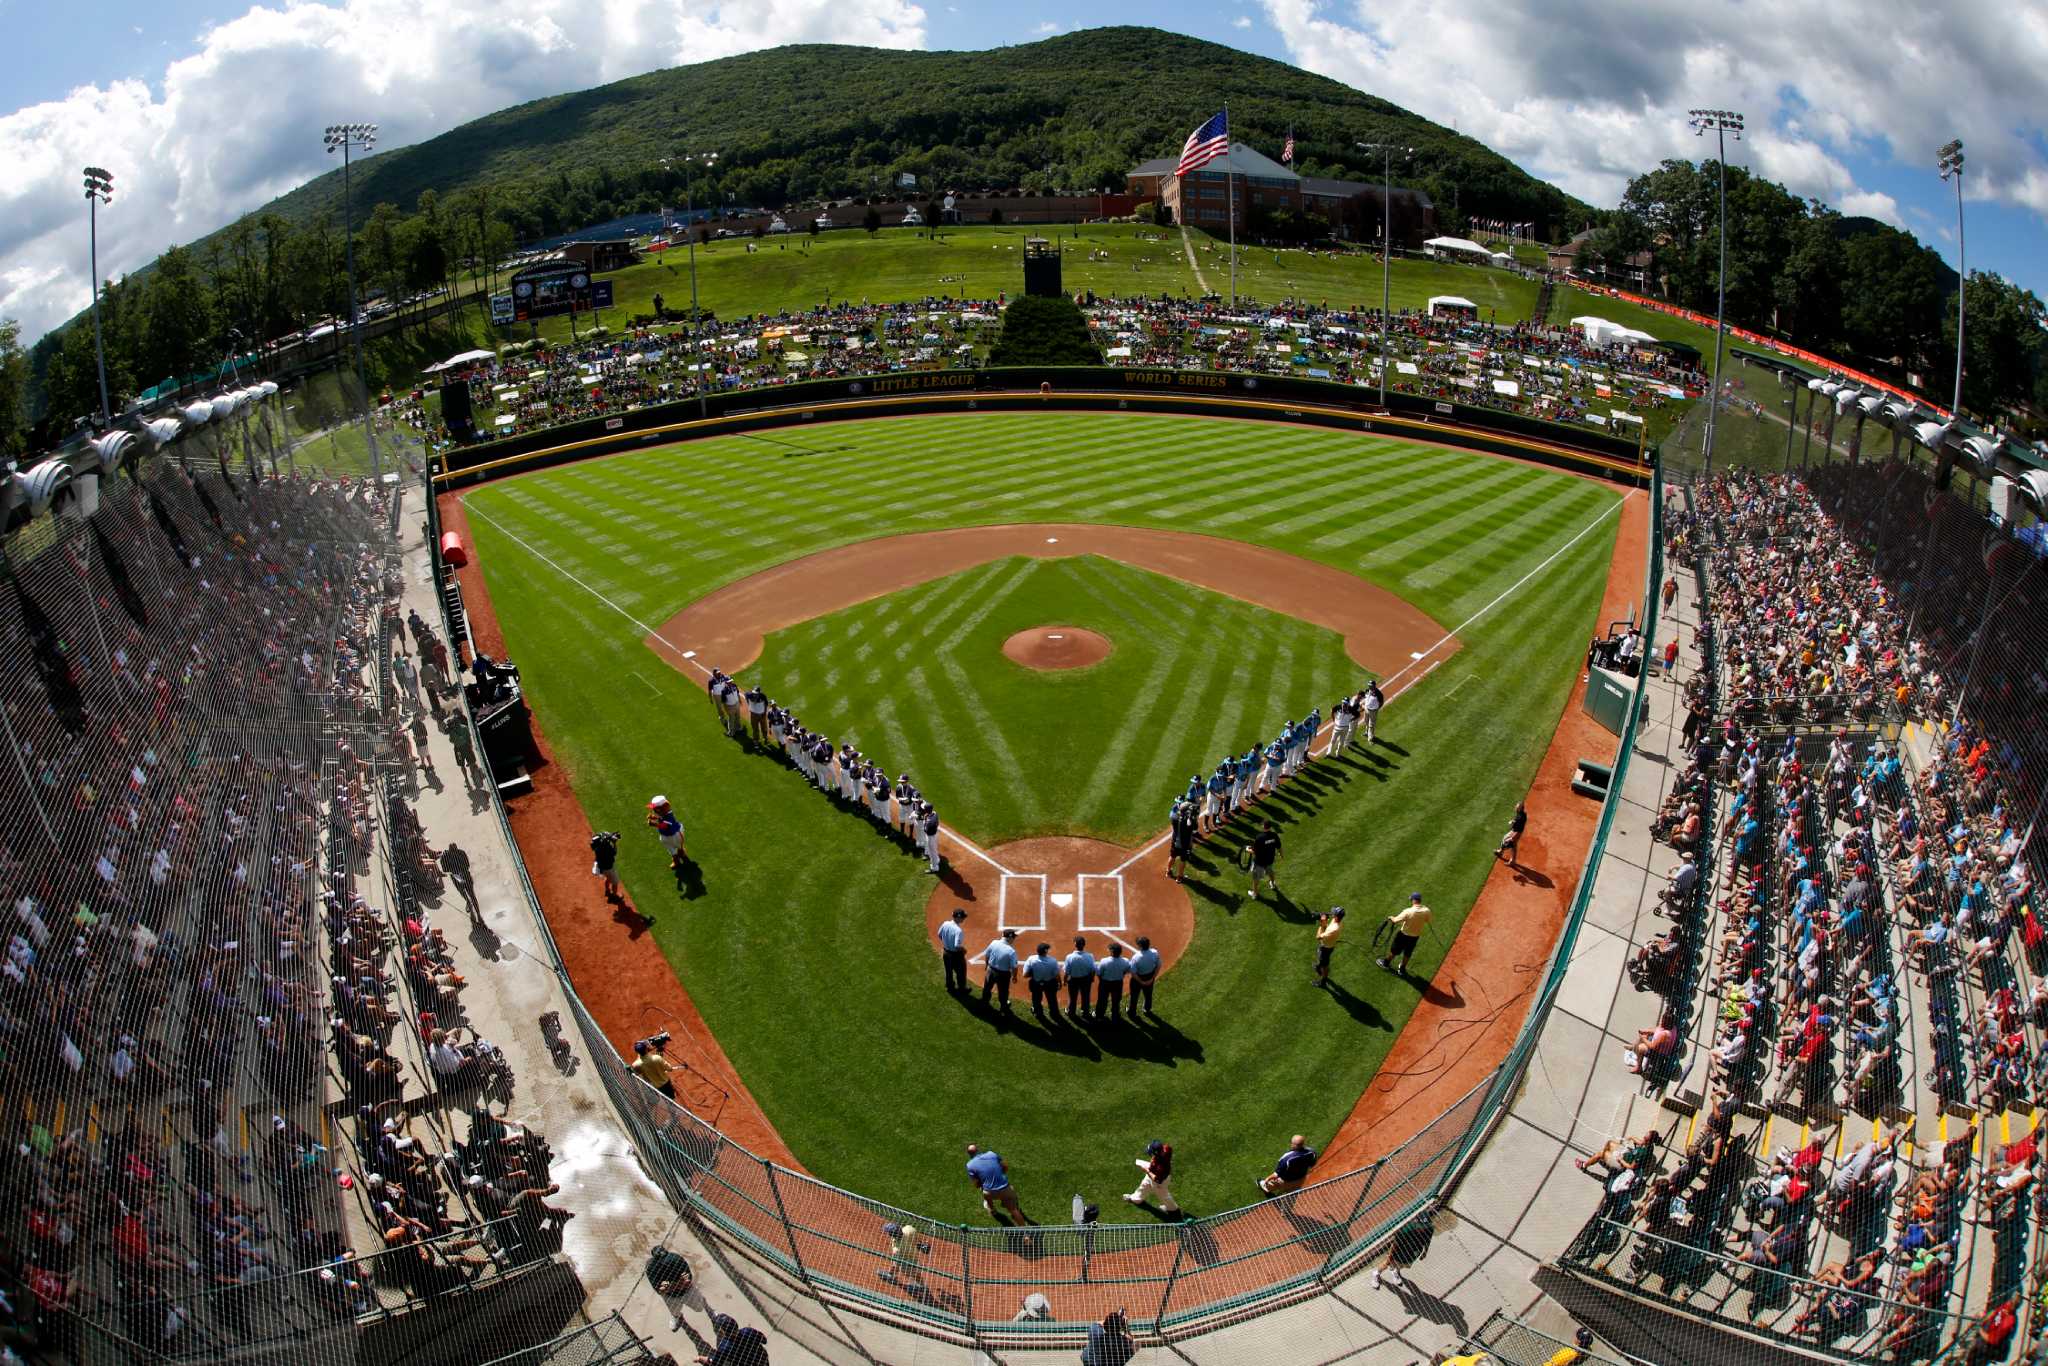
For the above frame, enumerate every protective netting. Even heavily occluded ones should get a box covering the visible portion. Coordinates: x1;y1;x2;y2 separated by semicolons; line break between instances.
1560;455;2047;1365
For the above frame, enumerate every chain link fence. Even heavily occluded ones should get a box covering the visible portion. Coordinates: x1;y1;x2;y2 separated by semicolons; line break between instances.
425;455;1667;1352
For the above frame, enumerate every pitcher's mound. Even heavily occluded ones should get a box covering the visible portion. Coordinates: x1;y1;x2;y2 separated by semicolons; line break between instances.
1003;625;1112;672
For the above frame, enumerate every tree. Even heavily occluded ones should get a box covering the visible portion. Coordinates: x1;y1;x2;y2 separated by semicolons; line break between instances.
0;319;27;459
137;247;215;386
988;206;1005;225
39;322;105;433
987;294;1102;366
1946;271;2046;418
863;205;882;236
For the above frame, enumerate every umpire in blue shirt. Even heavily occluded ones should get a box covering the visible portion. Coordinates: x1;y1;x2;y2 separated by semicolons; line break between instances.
938;909;968;993
981;929;1020;1012
1023;942;1063;1019
1063;936;1097;1016
1095;943;1133;1020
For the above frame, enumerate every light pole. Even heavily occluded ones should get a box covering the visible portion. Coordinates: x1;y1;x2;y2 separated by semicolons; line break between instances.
1356;141;1411;408
323;122;381;480
1938;139;1965;416
83;167;114;427
664;150;720;419
1688;108;1743;480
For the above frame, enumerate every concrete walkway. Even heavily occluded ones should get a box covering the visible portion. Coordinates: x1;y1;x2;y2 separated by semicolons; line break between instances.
393;474;1692;1363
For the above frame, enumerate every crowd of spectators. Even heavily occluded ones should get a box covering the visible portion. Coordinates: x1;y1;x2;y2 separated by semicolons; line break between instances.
0;455;565;1357
397;293;1703;450
1577;462;2048;1363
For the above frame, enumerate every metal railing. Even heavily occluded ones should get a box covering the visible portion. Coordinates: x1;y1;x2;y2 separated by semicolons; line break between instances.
1566;1218;1979;1363
423;439;1667;1348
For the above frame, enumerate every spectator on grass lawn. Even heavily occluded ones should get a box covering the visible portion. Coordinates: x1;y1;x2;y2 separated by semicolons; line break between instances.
1370;1199;1439;1289
1259;1135;1317;1196
965;1143;1036;1224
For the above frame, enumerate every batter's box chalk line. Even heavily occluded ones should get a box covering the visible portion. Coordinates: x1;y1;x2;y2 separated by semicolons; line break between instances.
998;873;1047;931
1078;873;1128;931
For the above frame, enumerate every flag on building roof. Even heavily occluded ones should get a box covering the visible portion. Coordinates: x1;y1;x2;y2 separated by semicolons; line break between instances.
1177;110;1230;177
1282;129;1295;165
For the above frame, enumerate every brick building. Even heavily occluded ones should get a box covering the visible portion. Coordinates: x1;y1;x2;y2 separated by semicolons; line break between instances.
1128;147;1435;246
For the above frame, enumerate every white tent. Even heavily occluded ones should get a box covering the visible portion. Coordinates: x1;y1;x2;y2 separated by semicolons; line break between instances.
1491;379;1520;397
1427;295;1479;317
424;348;496;373
1422;236;1490;261
1572;316;1658;348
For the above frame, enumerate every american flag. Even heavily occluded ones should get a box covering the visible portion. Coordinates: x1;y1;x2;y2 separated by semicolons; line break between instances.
1176;110;1230;177
1282;131;1295;165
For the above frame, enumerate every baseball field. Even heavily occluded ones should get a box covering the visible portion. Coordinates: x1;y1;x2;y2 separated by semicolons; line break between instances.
449;409;1622;1219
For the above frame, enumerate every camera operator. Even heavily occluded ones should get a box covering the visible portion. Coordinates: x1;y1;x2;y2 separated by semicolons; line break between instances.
630;1032;676;1099
591;830;622;902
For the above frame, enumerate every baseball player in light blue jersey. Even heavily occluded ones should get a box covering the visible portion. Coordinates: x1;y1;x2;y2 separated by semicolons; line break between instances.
1263;738;1286;793
1205;765;1230;832
1304;708;1322;765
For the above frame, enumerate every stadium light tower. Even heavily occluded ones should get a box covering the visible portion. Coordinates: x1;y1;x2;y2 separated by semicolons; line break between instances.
1937;139;1965;415
82;166;114;427
663;151;720;419
1356;141;1413;409
323;122;381;480
1688;108;1743;480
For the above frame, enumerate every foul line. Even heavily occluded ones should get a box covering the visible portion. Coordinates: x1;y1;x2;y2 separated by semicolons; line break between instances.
1106;493;1627;876
464;501;1016;877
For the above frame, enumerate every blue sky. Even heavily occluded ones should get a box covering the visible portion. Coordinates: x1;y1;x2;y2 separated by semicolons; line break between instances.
2;0;2042;345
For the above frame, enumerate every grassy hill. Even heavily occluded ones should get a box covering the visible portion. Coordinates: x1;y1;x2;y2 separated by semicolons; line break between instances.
232;28;1588;246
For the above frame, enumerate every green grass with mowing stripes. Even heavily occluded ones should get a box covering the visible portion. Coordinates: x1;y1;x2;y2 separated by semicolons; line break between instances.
463;411;1620;1219
762;556;1360;846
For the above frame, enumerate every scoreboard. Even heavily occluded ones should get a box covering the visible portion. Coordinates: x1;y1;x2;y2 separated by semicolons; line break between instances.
506;262;615;322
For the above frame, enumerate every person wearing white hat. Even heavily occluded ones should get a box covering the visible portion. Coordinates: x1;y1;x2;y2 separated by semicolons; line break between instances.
646;796;685;871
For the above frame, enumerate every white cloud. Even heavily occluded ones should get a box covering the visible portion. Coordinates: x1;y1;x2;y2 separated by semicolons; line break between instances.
0;0;927;344
1233;15;1252;28
1033;20;1062;33
1258;0;2048;231
1839;190;1904;227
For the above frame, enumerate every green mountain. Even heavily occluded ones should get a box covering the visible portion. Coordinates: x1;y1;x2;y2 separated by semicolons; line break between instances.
243;27;1588;243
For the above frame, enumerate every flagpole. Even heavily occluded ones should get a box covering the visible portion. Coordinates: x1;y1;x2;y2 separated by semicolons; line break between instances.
1226;103;1237;305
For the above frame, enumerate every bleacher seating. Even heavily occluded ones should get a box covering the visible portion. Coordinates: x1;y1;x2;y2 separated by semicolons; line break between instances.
1570;465;2048;1364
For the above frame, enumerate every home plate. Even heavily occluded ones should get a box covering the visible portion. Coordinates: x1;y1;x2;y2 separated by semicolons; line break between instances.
1050;893;1075;909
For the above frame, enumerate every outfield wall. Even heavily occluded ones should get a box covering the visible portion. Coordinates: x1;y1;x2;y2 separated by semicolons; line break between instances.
431;366;1655;493
425;409;1664;1351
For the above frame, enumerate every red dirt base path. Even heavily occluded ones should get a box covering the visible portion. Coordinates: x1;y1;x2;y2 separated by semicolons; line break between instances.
1315;490;1647;1174
923;836;1194;977
1001;625;1113;672
649;522;1449;679
438;493;802;1170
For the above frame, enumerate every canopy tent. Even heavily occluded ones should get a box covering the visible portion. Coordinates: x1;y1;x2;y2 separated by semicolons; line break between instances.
423;348;496;373
1427;296;1479;318
1572;316;1657;348
1421;236;1490;261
